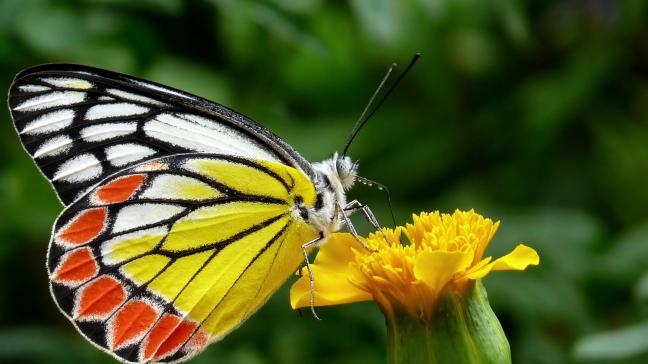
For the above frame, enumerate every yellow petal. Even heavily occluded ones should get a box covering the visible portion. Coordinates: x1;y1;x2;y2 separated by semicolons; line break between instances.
290;233;373;309
460;261;494;281
312;233;364;270
461;244;539;280
290;265;373;308
413;250;473;295
491;244;539;271
472;220;500;264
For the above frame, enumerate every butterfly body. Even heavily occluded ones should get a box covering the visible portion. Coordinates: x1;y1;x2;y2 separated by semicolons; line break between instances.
8;65;359;363
308;154;357;235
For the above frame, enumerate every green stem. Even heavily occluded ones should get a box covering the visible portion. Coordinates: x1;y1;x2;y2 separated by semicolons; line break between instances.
386;281;511;364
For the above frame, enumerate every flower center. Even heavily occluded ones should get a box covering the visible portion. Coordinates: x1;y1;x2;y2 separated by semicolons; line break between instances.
348;210;500;318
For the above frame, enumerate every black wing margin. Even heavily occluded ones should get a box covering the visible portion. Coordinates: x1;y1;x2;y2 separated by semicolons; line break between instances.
8;64;315;205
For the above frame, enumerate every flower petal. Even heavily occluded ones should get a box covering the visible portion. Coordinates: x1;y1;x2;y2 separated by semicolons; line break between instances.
290;265;373;309
472;220;500;264
314;233;365;270
460;244;539;280
413;250;473;295
491;244;539;271
290;233;373;309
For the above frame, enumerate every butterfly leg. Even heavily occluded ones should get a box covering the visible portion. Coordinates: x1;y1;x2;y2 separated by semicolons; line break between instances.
344;200;392;244
301;233;325;320
344;200;382;230
337;202;376;252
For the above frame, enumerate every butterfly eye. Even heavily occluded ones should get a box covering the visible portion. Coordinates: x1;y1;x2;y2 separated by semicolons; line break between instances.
336;157;352;177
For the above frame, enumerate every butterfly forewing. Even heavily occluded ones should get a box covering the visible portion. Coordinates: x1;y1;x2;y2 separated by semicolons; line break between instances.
47;154;319;363
9;64;315;205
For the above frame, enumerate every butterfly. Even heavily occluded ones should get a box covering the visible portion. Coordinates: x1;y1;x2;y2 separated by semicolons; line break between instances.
7;64;390;363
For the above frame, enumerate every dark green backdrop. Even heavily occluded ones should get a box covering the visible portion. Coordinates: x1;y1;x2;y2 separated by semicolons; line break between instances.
1;1;647;363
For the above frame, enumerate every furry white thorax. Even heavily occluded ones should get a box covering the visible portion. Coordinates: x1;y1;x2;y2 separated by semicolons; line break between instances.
299;153;357;239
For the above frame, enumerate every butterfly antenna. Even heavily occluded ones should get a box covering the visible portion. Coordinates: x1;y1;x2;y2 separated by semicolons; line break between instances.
343;63;397;156
342;53;422;156
356;176;396;226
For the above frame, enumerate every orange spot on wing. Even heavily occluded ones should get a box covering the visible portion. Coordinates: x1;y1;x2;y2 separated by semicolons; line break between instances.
52;247;98;285
96;174;146;204
154;320;198;360
143;314;180;360
111;300;158;350
75;275;126;320
184;329;209;352
57;208;107;246
143;314;197;361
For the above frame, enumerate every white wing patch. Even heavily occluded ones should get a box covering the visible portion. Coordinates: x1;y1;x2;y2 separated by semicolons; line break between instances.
105;143;157;167
53;153;103;183
143;113;281;162
86;103;150;120
100;226;169;265
133;80;193;100
14;91;86;112
41;77;93;90
140;174;223;200
18;84;50;92
34;135;73;158
21;109;75;135
80;122;137;142
106;89;168;106
112;204;185;233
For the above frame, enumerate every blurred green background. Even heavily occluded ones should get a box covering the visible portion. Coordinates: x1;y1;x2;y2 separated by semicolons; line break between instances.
1;0;647;363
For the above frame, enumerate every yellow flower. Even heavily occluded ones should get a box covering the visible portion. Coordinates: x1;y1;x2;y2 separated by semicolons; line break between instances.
290;209;539;320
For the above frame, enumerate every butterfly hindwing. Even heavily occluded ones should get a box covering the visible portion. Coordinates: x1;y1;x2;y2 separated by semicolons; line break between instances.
47;153;319;363
9;64;315;205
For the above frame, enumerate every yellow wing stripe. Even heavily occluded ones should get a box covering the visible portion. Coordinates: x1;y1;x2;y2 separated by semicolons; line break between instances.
198;219;318;338
161;201;287;252
184;159;290;201
148;250;214;300
200;229;287;337
175;216;290;317
121;254;171;285
258;161;317;206
101;227;168;265
242;221;316;316
142;174;224;200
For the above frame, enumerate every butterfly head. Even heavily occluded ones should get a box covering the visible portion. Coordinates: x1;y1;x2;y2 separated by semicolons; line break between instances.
334;153;358;190
306;153;358;234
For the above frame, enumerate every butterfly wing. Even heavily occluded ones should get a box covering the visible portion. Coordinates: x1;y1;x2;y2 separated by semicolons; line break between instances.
9;64;315;205
47;154;319;363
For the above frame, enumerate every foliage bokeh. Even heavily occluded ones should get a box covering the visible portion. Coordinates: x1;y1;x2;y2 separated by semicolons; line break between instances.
1;0;647;363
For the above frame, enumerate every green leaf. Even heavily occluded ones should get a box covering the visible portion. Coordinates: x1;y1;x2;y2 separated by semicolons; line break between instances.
574;322;648;360
634;271;648;304
597;222;648;283
485;271;590;329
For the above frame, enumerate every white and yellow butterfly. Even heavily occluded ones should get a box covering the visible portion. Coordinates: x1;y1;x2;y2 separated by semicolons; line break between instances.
8;64;392;363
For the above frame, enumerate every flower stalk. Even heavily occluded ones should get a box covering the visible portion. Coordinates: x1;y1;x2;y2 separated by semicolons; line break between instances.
386;281;510;364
